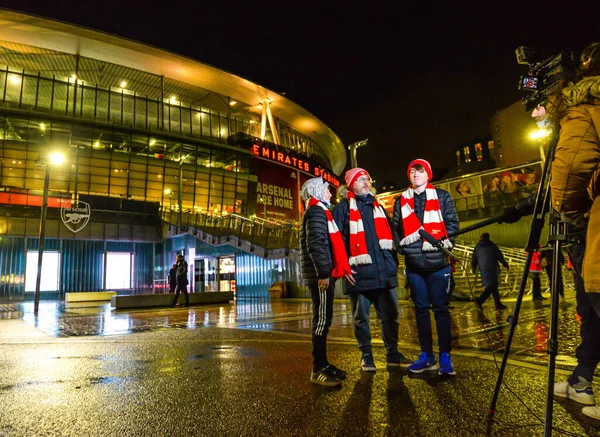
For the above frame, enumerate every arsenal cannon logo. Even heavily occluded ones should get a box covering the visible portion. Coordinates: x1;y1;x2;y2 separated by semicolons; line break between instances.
61;200;91;233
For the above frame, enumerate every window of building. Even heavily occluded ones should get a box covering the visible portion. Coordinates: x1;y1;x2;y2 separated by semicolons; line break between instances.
474;143;483;161
463;146;471;163
25;251;61;292
105;252;134;289
455;150;461;165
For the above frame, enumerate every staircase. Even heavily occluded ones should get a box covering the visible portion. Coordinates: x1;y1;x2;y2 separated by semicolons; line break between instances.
163;210;300;262
448;243;573;300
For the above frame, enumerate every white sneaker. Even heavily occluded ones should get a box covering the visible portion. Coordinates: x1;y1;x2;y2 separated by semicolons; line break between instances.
554;378;595;406
582;406;600;420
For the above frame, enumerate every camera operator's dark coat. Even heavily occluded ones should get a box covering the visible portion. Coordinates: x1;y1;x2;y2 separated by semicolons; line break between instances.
471;239;508;287
550;80;600;293
392;188;459;273
300;205;333;284
332;194;398;293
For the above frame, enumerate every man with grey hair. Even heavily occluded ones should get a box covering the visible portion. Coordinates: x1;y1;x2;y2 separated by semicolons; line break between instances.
332;167;409;372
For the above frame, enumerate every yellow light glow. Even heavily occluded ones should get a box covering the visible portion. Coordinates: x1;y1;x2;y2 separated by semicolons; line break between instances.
120;81;127;88
49;152;65;165
164;188;172;195
149;139;156;146
169;96;177;104
229;100;237;106
8;75;20;85
93;141;100;148
530;129;550;140
40;123;46;131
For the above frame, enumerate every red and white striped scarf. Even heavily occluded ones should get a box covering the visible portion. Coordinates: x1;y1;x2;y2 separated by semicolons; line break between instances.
346;192;393;266
307;198;353;278
399;183;452;251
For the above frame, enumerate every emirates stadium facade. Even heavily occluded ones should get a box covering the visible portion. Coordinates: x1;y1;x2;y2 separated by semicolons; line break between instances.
0;10;345;301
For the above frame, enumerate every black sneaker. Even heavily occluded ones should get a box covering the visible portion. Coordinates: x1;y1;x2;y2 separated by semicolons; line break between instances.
328;364;347;380
361;353;376;372
386;351;412;368
495;303;507;310
310;365;342;387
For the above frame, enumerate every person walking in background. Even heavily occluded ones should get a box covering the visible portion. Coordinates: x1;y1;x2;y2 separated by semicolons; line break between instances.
300;176;352;386
472;233;509;310
168;263;177;294
171;254;190;307
393;159;459;376
333;167;410;373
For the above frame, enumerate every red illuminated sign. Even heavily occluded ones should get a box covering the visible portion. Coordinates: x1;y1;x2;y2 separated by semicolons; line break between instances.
250;144;340;187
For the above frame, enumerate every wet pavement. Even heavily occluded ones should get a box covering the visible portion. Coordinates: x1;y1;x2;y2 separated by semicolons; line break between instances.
0;291;599;436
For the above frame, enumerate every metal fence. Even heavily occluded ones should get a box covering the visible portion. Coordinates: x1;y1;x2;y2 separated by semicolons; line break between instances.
162;210;299;251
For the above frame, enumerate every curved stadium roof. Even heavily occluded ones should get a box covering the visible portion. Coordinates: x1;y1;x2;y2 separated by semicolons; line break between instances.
0;9;346;174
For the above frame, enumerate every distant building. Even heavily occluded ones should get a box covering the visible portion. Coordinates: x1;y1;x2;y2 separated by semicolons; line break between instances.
490;101;541;166
443;137;496;179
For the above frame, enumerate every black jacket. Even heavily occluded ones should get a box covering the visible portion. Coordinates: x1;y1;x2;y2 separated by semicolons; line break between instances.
332;194;398;294
176;260;189;286
300;205;333;285
472;239;508;287
168;267;177;286
472;239;508;272
392;188;459;273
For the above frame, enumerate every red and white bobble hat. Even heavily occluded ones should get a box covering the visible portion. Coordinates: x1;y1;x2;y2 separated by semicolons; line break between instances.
344;167;370;189
407;159;433;180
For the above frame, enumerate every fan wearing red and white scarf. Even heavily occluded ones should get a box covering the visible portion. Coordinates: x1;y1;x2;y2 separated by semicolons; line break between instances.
346;191;393;266
398;183;453;251
306;197;353;278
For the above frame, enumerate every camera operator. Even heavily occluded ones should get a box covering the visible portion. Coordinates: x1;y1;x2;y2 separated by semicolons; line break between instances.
548;41;600;421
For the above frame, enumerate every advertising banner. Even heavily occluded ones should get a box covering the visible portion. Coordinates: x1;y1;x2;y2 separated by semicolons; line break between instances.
251;157;300;221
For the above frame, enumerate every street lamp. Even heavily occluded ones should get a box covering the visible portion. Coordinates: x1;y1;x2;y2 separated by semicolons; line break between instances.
348;138;368;168
529;128;550;164
34;151;65;314
164;188;173;210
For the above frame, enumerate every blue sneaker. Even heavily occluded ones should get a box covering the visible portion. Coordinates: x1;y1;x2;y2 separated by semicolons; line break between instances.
408;352;437;373
438;352;456;376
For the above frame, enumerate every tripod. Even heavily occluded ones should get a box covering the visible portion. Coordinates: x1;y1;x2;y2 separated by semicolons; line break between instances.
483;131;567;437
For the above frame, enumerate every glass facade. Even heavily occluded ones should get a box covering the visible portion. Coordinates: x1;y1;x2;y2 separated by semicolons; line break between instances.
0;114;255;216
0;31;339;301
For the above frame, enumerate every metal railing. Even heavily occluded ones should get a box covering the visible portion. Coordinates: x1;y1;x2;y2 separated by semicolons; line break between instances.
162;209;300;252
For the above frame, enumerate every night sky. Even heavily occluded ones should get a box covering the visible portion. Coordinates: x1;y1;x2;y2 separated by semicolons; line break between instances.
3;1;600;185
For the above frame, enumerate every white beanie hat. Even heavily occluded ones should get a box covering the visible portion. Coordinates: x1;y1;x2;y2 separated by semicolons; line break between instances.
301;177;329;203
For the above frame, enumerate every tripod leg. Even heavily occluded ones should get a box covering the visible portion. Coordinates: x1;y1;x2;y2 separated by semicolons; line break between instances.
488;251;535;414
543;221;566;437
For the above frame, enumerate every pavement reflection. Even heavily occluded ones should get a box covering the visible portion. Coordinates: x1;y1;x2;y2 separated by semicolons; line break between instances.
1;292;594;378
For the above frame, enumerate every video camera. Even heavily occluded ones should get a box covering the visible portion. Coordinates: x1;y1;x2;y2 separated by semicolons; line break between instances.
515;46;576;111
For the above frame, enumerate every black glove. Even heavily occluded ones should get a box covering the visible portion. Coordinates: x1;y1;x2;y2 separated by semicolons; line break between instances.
499;206;522;224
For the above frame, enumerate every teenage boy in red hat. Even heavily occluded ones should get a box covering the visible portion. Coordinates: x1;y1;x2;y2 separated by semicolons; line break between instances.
332;167;411;372
392;159;459;375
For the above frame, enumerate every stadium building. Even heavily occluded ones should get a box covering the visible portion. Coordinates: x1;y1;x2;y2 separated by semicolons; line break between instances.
0;10;345;301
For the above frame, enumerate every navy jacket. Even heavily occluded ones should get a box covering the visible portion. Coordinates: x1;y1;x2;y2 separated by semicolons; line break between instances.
300;204;333;285
471;239;508;287
332;194;398;294
392;188;459;273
